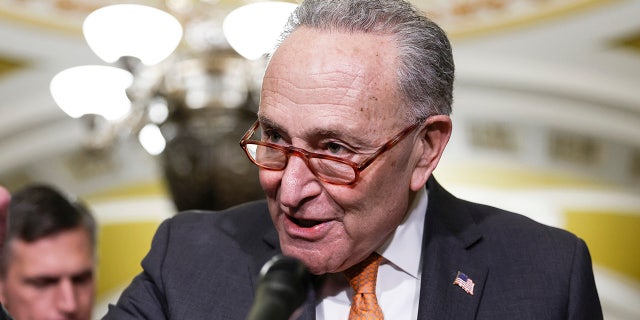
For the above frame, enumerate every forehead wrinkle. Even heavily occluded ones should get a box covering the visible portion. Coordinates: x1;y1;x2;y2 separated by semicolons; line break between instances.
262;80;360;109
264;57;368;105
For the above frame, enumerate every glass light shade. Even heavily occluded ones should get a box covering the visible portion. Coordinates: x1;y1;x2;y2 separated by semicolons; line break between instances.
83;4;183;65
138;123;166;155
223;2;298;60
50;65;134;121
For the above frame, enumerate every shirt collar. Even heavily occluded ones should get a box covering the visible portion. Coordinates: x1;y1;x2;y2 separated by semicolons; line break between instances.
377;187;428;279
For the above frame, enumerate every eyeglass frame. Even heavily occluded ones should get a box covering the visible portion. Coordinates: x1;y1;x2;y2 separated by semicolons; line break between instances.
239;120;422;185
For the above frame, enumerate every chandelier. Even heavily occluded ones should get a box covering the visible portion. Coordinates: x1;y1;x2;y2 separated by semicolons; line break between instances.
49;1;296;210
49;1;297;155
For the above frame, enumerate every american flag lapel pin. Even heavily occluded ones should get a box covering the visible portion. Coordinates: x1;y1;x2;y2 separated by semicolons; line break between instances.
453;271;475;295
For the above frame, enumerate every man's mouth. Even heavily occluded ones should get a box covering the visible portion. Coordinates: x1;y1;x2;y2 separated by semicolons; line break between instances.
288;216;324;228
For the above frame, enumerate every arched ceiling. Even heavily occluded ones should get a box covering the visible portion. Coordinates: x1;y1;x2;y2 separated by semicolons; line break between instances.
0;0;639;176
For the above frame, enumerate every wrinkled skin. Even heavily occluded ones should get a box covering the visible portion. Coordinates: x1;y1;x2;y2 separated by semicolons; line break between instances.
258;27;451;275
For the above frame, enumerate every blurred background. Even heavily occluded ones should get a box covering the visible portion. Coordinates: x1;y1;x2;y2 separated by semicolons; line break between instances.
0;0;638;319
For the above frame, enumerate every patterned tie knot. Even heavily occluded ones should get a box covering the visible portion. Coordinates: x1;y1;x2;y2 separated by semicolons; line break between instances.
344;252;384;320
344;253;382;293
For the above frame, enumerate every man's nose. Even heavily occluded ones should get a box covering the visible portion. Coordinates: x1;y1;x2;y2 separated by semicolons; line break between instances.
279;154;321;208
55;279;79;314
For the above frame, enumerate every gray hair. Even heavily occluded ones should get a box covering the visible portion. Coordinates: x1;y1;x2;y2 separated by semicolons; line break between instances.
278;0;454;120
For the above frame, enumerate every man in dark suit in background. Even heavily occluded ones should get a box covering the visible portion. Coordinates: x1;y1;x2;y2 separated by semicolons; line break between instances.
0;186;11;320
0;185;96;320
0;186;8;253
105;0;602;319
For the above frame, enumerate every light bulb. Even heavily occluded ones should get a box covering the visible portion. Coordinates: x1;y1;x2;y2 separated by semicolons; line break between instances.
50;65;133;121
83;4;183;66
223;2;298;60
139;124;166;155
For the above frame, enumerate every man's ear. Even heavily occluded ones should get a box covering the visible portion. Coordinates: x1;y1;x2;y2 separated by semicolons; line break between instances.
410;115;452;191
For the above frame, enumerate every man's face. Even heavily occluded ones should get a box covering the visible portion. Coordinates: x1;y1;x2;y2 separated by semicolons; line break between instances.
0;227;95;320
259;27;424;275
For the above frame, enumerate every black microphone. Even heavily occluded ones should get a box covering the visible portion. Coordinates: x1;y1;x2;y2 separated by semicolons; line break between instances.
0;303;13;320
246;255;311;320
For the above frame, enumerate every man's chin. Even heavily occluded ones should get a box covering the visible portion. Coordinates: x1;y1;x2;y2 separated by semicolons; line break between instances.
280;248;338;275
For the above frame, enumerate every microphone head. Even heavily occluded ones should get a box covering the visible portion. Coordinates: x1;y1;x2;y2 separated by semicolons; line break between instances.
247;255;311;320
258;255;310;306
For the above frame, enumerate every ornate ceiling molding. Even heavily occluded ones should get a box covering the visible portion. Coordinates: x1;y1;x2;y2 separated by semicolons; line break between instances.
0;0;612;36
0;56;26;78
417;0;613;37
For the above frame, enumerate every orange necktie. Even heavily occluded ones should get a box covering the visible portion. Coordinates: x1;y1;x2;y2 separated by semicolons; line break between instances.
343;253;384;320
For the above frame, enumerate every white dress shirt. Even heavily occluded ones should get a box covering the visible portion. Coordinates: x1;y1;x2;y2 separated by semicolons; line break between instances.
316;188;428;319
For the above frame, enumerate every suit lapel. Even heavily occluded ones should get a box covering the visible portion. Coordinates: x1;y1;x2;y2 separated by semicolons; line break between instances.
417;177;487;320
418;243;488;319
296;277;319;320
249;213;281;285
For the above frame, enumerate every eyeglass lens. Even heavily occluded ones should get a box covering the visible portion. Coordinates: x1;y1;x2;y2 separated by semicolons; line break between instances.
244;143;357;184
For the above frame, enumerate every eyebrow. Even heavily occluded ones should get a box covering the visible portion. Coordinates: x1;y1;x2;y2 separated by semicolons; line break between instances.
257;115;374;148
23;268;94;285
256;116;281;132
24;276;60;286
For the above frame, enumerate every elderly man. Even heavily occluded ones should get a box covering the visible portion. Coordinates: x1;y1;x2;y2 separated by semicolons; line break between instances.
0;185;96;320
105;0;602;319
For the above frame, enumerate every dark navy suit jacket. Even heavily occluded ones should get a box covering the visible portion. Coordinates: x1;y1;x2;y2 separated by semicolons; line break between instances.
104;177;602;319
